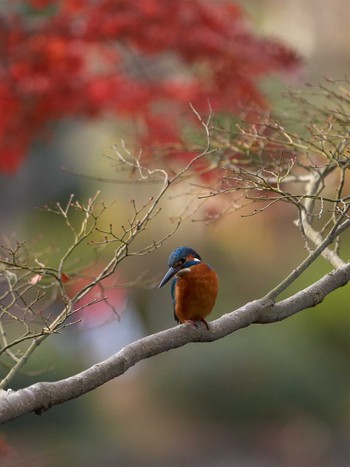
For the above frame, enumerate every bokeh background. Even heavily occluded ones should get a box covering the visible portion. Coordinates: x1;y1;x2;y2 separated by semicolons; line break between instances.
1;1;350;466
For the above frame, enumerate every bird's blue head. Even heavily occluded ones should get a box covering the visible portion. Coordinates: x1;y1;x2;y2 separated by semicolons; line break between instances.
158;246;202;288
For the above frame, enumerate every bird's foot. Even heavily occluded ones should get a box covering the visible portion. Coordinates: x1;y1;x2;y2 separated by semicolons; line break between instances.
184;318;210;331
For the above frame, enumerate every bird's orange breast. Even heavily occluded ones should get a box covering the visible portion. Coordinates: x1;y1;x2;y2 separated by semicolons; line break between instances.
174;262;218;324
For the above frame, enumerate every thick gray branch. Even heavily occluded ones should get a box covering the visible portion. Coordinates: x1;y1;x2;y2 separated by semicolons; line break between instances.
0;263;349;424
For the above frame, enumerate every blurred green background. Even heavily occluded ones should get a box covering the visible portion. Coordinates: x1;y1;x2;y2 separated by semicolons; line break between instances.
1;1;350;466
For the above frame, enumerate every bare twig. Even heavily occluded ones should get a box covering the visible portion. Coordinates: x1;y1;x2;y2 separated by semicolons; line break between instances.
0;261;349;424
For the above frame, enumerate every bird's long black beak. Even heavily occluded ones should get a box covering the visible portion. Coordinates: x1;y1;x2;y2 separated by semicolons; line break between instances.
158;265;182;288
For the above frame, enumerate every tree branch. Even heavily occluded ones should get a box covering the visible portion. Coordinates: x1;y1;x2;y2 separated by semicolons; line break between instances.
0;262;349;424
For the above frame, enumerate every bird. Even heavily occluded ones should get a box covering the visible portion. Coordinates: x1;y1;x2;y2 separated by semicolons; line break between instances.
158;246;218;330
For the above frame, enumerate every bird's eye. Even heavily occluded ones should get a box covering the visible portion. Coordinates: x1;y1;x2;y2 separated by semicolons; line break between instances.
173;259;185;268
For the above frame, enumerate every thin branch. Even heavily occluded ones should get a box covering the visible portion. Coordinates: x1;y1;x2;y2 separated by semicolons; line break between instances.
266;218;350;300
0;262;349;424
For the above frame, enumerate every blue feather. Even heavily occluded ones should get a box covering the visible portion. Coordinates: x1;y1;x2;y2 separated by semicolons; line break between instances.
168;246;201;267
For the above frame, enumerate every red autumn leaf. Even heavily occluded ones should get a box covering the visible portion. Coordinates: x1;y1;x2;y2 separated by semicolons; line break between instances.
0;0;301;173
0;434;17;458
61;272;71;283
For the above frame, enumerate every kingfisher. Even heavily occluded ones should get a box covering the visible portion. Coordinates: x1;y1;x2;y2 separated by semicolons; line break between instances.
158;246;218;330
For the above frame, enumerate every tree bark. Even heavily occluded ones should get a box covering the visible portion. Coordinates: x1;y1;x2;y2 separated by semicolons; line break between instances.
0;263;349;424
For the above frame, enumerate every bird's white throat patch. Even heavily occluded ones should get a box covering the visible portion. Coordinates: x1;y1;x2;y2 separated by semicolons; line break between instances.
176;268;191;276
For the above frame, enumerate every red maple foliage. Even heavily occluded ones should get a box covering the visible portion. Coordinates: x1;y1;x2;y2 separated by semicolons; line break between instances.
63;267;126;327
0;0;300;172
